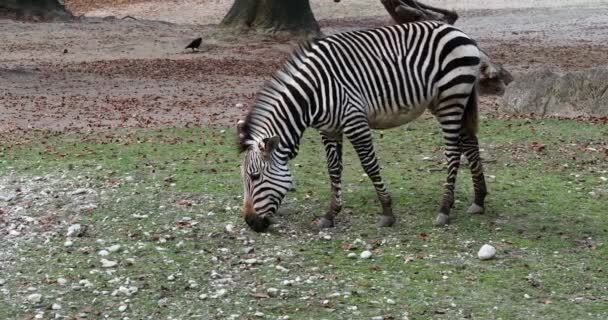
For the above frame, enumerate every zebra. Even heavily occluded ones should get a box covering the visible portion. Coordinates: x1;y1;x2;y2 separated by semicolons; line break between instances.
237;21;487;232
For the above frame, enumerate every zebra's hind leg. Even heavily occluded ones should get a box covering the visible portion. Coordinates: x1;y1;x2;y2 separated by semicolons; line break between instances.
461;132;487;214
344;118;395;227
434;111;465;226
315;133;344;229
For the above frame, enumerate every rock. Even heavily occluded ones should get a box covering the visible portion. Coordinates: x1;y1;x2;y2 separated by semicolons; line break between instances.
125;176;135;182
107;244;121;252
387;298;396;304
167;274;175;281
502;68;608;118
0;191;16;202
70;188;92;196
243;247;254;254
276;265;289;272
64;240;73;247
27;293;42;304
79;279;93;288
254;311;265;317
224;224;235;234
347;252;357;259
213;288;227;298
101;258;118;268
66;224;85;237
118;304;128;312
478;244;497;260
56;278;68;286
157;297;168;307
360;250;373;259
117;286;138;296
98;250;109;256
0;279;5;286
266;287;279;297
52;303;62;310
242;258;258;265
199;293;208;300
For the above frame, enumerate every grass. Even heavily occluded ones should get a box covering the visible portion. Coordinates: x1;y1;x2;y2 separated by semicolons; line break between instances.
0;116;607;319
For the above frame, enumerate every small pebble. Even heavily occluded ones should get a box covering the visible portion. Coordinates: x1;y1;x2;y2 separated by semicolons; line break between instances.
107;244;121;252
66;224;84;237
57;278;68;286
478;244;496;260
64;240;73;247
387;298;396;304
360;250;373;259
254;311;264;317
167;274;175;281
199;293;208;300
101;259;118;268
119;304;128;312
52;303;62;310
347;252;357;259
0;279;5;286
98;250;109;256
267;287;279;297
157;297;168;307
213;288;227;298
27;293;42;304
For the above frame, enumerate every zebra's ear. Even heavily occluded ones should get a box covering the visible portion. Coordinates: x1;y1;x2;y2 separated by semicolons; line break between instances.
260;136;280;160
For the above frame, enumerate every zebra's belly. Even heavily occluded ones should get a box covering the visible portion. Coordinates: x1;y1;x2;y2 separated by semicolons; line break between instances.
368;105;426;130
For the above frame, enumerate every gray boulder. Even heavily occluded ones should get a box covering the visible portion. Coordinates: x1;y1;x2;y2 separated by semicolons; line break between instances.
502;68;608;117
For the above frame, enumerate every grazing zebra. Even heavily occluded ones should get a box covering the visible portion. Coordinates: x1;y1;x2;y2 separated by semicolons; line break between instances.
237;21;487;232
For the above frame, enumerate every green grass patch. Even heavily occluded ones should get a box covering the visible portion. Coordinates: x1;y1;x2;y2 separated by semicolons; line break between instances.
0;117;607;319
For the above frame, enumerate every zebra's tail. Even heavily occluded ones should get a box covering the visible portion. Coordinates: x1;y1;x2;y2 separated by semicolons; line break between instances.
462;84;479;136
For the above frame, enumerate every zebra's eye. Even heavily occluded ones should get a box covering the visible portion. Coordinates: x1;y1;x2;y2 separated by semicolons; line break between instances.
249;172;261;180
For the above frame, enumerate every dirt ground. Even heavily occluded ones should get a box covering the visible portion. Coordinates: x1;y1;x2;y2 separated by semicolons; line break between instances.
1;1;608;134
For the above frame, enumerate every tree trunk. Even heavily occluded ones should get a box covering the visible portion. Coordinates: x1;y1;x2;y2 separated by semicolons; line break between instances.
220;0;321;38
0;0;73;21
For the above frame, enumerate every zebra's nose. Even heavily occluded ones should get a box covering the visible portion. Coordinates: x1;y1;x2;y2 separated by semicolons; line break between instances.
245;214;271;232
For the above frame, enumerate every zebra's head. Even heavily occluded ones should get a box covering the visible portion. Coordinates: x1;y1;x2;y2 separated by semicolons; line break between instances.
237;120;292;232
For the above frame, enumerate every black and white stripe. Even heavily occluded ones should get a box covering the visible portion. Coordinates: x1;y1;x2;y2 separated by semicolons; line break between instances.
239;21;487;230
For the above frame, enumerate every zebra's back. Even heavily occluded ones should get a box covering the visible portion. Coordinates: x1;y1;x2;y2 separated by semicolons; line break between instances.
296;21;480;130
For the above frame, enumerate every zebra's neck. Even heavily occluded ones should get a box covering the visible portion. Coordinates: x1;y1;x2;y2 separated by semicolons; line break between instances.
244;80;312;162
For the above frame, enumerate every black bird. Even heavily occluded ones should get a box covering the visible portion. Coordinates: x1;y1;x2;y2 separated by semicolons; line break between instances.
185;37;202;51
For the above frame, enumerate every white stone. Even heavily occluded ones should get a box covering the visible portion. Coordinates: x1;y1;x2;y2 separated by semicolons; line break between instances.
119;304;128;312
225;224;235;233
243;258;258;265
64;240;73;247
27;293;42;304
70;188;91;196
66;224;83;237
360;250;373;259
524;294;531;299
387;298;396;304
52;303;62;310
213;288;227;298
478;244;496;260
254;311;264;317
167;274;175;281
276;265;289;272
98;250;109;256
101;258;118;268
0;279;5;286
267;287;279;296
8;230;20;236
107;244;122;252
56;278;68;286
347;252;357;259
199;293;208;300
79;279;93;288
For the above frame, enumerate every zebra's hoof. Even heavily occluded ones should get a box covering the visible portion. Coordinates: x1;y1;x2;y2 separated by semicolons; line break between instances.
466;203;484;214
314;217;334;229
434;213;449;226
377;215;396;227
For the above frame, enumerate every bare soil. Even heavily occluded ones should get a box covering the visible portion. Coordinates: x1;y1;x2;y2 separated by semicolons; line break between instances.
1;1;608;134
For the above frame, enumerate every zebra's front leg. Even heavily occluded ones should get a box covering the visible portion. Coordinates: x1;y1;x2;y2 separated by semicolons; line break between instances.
315;133;344;229
345;120;395;227
435;127;463;226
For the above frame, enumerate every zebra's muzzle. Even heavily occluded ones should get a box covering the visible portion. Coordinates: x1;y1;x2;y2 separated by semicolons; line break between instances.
245;214;272;232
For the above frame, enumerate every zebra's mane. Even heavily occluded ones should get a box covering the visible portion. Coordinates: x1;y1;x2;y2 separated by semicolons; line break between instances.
238;39;318;153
